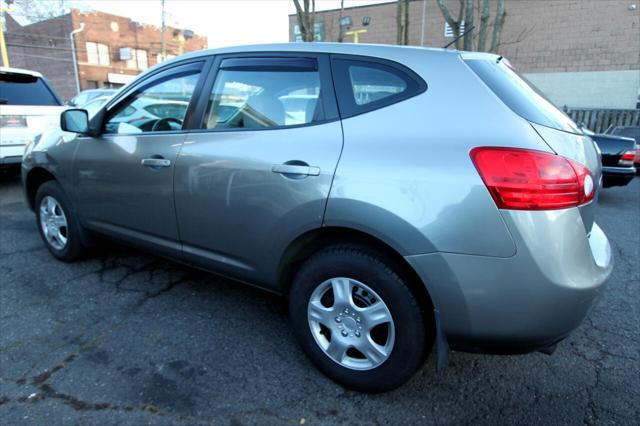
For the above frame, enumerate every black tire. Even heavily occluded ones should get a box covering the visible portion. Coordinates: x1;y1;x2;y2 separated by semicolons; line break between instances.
289;245;431;393
35;180;89;262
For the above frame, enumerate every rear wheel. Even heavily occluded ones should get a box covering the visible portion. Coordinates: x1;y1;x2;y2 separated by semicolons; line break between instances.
289;245;430;392
35;181;89;261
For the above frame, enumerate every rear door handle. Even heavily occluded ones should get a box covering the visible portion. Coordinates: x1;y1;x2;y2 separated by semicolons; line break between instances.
141;158;171;168
272;164;320;176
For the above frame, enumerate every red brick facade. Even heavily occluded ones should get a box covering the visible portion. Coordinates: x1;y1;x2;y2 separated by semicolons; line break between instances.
70;10;207;92
5;9;207;100
289;0;640;73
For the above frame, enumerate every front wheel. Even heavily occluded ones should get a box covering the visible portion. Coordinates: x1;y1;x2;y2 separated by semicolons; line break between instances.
289;246;431;392
35;181;89;261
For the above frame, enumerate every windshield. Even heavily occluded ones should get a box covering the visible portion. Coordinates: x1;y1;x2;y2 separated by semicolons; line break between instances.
465;58;580;134
0;72;61;106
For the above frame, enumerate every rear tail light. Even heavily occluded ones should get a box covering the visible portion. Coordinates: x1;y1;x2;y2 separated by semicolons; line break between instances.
0;115;27;127
618;150;636;167
470;147;595;210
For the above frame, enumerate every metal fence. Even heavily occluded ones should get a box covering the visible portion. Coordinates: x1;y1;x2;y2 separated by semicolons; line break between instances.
562;108;640;133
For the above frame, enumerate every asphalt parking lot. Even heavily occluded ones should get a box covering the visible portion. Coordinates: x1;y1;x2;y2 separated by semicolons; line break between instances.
0;169;638;425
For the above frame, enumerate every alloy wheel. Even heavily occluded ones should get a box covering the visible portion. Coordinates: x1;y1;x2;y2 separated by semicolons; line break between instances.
39;195;68;250
307;277;395;370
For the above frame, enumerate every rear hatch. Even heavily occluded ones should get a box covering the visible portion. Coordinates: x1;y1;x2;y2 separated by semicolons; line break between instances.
0;70;64;147
463;54;601;232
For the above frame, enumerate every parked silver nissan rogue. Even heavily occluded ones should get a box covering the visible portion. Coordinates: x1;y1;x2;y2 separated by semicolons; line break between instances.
22;44;613;392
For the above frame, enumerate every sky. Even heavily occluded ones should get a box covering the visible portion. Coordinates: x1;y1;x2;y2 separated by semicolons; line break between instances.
72;0;392;48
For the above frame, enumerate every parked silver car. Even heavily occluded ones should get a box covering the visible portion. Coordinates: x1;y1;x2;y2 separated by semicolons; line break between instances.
22;44;613;392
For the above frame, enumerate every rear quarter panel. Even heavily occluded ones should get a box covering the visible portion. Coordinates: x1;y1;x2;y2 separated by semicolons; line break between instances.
325;51;553;257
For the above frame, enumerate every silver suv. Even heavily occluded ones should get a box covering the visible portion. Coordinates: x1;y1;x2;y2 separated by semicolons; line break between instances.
22;44;613;392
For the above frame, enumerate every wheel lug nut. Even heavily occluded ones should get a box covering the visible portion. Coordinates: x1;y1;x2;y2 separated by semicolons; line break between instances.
355;331;361;337
335;317;341;323
345;308;350;314
356;317;361;322
341;330;348;337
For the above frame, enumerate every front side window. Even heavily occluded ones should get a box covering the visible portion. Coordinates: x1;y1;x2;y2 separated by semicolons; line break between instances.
104;71;200;134
86;42;110;65
204;64;323;130
332;58;426;118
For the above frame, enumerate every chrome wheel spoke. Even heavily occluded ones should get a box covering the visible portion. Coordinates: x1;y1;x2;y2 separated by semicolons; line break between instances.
331;278;353;306
326;338;348;362
358;337;389;365
46;197;56;215
308;300;333;326
52;215;67;228
359;301;392;328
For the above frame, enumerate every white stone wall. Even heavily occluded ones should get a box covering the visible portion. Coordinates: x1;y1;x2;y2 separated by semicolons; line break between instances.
524;70;640;109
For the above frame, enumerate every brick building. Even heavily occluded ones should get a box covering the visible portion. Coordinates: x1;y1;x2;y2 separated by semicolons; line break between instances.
5;9;207;101
289;0;640;109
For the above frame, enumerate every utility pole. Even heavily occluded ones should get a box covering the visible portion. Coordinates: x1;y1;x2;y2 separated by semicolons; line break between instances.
70;23;85;95
160;0;166;62
0;0;11;67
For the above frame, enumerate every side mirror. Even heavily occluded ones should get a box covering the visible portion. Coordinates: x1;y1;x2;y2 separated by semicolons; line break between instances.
60;109;89;134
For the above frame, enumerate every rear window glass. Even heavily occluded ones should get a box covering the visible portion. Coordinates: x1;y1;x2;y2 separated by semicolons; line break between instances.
0;73;61;106
465;59;579;134
611;127;639;144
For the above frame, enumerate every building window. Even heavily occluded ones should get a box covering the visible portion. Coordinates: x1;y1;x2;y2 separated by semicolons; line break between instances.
444;21;465;37
156;53;176;64
86;42;110;65
293;21;325;42
126;49;148;70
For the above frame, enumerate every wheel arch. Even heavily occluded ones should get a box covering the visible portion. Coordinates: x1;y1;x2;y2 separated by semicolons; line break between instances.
278;226;435;323
25;167;57;211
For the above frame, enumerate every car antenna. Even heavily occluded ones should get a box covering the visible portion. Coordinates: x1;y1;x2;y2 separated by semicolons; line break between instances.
443;25;475;49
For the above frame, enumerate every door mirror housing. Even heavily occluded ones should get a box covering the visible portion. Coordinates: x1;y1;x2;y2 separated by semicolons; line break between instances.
60;109;90;134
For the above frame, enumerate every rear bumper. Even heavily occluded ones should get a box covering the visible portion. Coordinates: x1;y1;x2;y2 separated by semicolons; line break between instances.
602;166;636;187
0;144;25;164
406;209;613;354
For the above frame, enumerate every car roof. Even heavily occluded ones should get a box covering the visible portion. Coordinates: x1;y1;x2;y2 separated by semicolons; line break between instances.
150;42;488;72
0;66;44;78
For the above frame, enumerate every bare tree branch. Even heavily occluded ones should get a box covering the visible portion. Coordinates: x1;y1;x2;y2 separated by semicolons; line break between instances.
396;0;410;45
477;0;490;52
292;0;315;42
489;0;506;53
436;0;463;49
337;0;345;42
463;0;475;50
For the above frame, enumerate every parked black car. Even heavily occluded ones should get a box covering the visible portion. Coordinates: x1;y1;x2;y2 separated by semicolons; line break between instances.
582;127;637;188
607;126;640;172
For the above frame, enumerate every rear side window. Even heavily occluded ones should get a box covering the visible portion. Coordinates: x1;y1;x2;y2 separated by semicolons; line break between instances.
0;72;61;106
332;57;426;118
465;59;579;134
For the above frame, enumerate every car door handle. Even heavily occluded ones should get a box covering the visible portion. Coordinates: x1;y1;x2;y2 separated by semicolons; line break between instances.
272;164;320;176
141;158;171;168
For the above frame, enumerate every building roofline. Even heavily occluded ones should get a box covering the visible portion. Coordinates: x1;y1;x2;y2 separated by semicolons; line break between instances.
288;0;397;17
